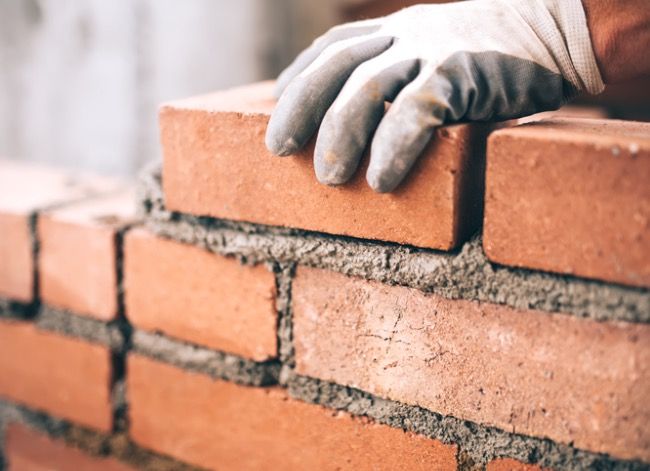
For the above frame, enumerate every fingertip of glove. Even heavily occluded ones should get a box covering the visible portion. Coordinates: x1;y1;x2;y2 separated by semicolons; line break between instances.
315;168;346;187
265;132;299;157
366;167;398;193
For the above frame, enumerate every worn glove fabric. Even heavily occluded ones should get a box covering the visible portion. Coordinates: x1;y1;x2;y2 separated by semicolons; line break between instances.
265;0;604;192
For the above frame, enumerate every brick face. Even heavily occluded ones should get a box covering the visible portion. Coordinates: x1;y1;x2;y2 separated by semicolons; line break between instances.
39;190;136;320
124;228;277;361
484;118;650;288
0;212;32;302
0;319;113;431
128;354;457;471
292;266;650;461
160;81;490;250
5;423;134;471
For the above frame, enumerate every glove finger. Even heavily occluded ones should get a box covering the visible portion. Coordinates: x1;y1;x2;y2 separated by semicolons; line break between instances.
275;19;383;97
266;35;393;157
314;49;419;185
367;70;450;192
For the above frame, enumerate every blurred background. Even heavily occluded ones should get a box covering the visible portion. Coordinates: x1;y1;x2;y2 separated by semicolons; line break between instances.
1;0;648;177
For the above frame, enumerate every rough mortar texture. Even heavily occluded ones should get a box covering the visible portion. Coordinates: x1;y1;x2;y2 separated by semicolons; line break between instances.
140;165;650;323
286;374;648;471
131;330;280;387
274;263;296;366
36;306;124;351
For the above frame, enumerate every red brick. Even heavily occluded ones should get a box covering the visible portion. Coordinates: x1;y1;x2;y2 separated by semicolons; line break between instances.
124;228;277;360
487;458;545;471
160;81;490;251
484;118;650;287
0;319;113;431
0;159;122;302
0;212;32;302
292;267;650;461
39;190;136;320
5;423;134;471
127;354;457;471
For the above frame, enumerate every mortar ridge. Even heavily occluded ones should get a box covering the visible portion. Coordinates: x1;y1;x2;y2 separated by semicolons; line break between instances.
131;330;280;387
35;306;124;351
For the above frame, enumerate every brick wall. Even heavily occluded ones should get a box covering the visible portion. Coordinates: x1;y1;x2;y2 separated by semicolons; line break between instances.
0;81;648;470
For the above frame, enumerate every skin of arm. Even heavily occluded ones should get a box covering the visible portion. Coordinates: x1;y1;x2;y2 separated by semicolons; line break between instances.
582;0;650;83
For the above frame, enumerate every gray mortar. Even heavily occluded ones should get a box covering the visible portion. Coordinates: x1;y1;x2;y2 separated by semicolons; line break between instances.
36;306;124;351
131;330;280;387
0;400;204;471
140;165;650;323
285;374;649;471
111;379;128;433
274;263;296;366
0;298;36;320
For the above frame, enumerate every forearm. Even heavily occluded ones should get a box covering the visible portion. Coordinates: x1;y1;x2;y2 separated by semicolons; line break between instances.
582;0;650;83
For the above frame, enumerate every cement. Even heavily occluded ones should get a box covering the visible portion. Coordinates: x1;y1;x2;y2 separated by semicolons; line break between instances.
36;306;124;351
274;263;296;366
140;165;650;323
285;373;649;471
0;298;36;320
131;330;280;387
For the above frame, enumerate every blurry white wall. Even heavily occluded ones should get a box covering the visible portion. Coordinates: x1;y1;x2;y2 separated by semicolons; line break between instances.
0;0;340;176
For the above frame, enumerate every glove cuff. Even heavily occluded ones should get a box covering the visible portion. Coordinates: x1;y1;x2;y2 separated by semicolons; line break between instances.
517;0;605;95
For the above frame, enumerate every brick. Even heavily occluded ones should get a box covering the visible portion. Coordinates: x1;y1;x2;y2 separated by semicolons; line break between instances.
124;228;277;361
0;319;113;431
487;458;544;471
484;118;650;287
0;159;121;302
0;212;32;302
291;267;650;461
160;81;490;251
127;354;457;470
39;190;136;320
5;423;134;471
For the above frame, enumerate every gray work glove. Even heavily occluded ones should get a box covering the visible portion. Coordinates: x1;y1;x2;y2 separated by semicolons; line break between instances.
265;0;604;192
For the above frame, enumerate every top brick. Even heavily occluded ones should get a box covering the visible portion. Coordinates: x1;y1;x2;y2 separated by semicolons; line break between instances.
484;119;650;288
160;81;491;250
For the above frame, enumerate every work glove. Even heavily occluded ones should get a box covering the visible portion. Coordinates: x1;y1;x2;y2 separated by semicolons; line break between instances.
265;0;604;192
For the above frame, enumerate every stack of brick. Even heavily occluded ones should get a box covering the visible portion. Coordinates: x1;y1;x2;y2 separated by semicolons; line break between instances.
0;82;648;470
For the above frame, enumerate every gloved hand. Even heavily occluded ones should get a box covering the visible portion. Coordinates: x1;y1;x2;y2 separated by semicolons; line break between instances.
265;0;604;192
